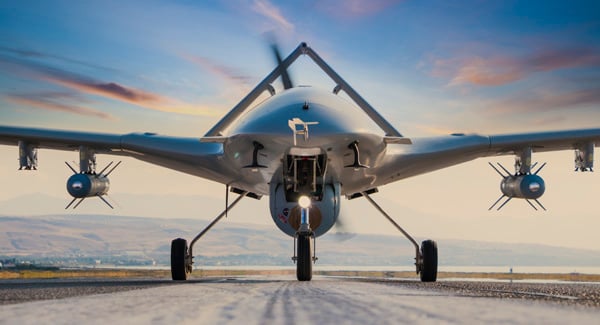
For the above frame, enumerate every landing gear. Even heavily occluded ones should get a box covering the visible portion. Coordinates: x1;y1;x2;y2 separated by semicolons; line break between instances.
420;239;438;282
171;238;190;281
362;192;438;282
292;196;316;281
170;190;249;281
295;233;313;281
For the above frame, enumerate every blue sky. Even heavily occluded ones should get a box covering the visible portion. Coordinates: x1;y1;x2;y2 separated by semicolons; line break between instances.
1;0;599;249
2;0;599;135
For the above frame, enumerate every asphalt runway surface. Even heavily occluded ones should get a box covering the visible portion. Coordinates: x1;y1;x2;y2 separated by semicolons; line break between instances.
1;276;599;324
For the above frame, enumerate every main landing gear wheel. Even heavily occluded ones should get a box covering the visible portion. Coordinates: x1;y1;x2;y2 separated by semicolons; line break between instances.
296;234;313;281
420;239;438;282
171;238;190;281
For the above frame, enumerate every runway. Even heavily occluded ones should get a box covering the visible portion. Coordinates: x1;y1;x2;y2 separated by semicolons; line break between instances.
1;276;599;324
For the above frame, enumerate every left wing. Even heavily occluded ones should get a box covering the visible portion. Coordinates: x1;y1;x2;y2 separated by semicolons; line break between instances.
0;125;235;185
374;128;600;187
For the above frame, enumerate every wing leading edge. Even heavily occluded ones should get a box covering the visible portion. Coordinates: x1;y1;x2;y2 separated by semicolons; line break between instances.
374;128;600;188
0;125;235;184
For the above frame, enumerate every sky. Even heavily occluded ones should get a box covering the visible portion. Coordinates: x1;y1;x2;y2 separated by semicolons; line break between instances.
1;0;600;251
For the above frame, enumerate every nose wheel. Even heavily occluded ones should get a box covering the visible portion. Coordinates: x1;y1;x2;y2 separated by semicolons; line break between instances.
294;232;315;281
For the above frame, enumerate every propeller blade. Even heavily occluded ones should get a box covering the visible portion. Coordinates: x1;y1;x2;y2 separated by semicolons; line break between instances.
332;213;356;242
270;42;293;90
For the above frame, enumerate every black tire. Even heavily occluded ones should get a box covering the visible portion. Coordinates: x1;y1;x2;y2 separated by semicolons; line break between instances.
420;239;438;282
296;234;313;281
171;238;189;281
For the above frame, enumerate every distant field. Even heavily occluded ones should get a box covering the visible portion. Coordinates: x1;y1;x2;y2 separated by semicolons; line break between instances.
1;269;600;282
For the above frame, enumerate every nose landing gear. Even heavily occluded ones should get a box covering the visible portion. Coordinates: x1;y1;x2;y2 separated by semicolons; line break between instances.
292;195;317;281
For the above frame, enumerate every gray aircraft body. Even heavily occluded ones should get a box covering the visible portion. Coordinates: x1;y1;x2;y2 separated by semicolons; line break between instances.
1;43;599;282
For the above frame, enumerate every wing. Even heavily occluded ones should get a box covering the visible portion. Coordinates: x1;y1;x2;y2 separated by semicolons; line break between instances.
0;125;235;185
374;128;600;187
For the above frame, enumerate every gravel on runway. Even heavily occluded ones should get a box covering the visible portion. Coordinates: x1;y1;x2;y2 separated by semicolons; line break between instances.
361;278;600;308
0;278;172;305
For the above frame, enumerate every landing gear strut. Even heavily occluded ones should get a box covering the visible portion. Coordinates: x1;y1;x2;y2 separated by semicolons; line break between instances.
170;190;248;281
362;192;438;282
292;196;317;281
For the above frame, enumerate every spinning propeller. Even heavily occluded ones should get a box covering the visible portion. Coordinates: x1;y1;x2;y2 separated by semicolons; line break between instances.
268;36;294;90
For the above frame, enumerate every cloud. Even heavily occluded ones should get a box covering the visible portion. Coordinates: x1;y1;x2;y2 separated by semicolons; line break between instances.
43;75;164;105
412;124;470;135
486;87;600;114
5;92;115;120
186;55;252;86
0;55;220;116
251;0;294;32
434;47;600;87
315;0;404;19
0;46;115;72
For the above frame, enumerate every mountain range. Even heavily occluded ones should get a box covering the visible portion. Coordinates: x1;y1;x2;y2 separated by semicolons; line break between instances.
1;214;599;268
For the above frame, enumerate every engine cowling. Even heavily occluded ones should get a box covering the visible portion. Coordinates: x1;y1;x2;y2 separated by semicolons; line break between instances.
66;174;110;198
269;183;340;237
500;174;545;199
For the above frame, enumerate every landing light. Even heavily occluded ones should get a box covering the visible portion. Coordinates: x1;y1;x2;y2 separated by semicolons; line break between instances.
298;196;311;209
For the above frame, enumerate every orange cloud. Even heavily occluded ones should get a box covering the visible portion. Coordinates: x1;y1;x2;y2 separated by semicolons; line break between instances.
486;87;600;114
186;55;252;86
0;55;220;116
434;48;600;87
5;93;115;120
42;76;165;106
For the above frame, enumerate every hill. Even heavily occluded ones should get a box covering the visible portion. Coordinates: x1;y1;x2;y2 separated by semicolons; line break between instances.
1;214;599;268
